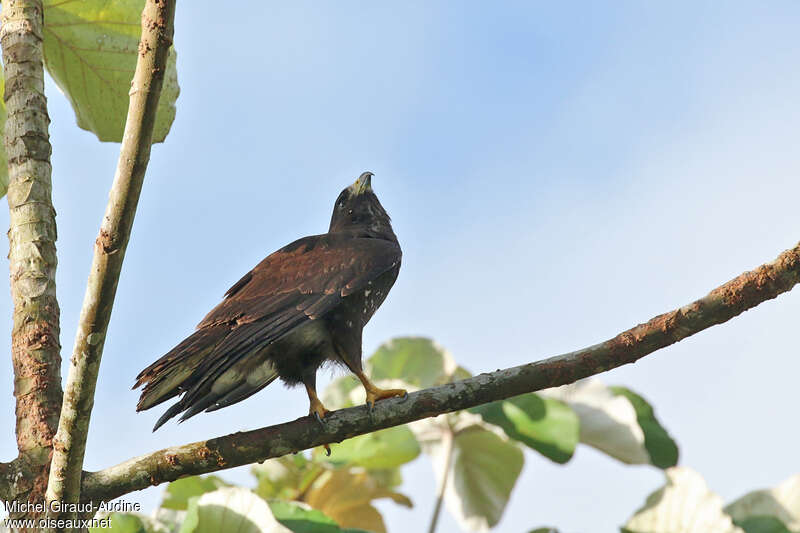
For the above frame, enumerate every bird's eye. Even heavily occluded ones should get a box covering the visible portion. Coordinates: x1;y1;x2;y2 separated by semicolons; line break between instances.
348;209;353;215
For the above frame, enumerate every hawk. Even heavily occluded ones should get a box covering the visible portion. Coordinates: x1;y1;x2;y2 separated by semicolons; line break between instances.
135;172;406;431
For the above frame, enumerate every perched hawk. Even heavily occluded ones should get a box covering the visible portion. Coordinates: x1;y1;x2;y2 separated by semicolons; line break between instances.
135;172;405;431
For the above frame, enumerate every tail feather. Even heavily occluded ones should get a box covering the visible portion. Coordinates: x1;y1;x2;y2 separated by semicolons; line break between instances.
153;401;188;432
174;356;279;426
137;324;280;431
135;325;229;412
204;372;279;412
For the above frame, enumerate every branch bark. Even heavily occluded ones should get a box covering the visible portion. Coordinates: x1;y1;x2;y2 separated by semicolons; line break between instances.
80;241;800;503
1;0;62;507
45;0;176;522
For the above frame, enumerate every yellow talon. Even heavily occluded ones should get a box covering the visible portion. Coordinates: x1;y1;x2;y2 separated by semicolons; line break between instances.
308;399;331;421
365;386;408;408
354;370;407;409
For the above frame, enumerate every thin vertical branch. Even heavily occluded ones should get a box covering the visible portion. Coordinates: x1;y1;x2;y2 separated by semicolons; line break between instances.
1;0;62;506
428;429;454;533
45;0;176;522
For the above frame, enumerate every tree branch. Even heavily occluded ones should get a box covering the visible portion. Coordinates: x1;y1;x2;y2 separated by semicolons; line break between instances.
81;241;800;503
45;0;176;521
1;0;62;503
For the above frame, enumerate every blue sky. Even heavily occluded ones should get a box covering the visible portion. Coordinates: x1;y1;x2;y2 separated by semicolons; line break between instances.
1;2;799;532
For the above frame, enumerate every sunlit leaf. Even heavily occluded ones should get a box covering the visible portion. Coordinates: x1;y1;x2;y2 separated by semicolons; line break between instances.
470;393;578;464
366;468;404;490
367;337;465;388
151;508;186;532
624;467;744;533
180;487;290;533
322;426;420;470
161;475;230;511
89;513;146;533
322;374;361;409
304;468;412;533
323;337;468;410
725;474;800;532
42;0;179;142
542;378;677;467
413;412;523;532
90;511;172;533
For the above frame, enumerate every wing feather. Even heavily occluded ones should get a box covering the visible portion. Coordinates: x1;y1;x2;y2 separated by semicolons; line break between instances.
139;232;401;428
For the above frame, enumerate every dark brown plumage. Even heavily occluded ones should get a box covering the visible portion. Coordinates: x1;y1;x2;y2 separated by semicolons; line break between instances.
135;172;406;431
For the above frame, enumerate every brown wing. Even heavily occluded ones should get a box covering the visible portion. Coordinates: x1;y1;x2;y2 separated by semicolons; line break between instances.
198;232;401;344
137;232;401;428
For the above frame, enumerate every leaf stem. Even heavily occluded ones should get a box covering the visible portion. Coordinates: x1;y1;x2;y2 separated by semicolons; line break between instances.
428;428;455;533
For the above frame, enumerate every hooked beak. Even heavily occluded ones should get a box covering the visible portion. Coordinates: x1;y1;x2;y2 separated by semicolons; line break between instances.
352;171;373;195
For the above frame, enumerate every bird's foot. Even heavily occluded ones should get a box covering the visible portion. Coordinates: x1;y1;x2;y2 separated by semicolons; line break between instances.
309;399;331;423
308;400;331;456
365;386;408;411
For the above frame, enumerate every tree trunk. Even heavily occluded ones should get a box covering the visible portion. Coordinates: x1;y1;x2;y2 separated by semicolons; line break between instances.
1;0;61;525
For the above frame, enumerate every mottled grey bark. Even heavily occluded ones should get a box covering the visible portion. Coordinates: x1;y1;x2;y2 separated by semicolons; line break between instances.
44;0;177;525
0;0;62;516
80;241;800;503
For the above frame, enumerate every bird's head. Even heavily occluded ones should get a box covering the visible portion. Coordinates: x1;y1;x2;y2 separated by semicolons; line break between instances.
329;172;397;242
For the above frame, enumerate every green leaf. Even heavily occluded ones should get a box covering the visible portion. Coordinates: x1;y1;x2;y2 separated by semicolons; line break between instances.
268;501;340;533
470;393;578;464
252;455;322;502
0;70;7;199
542;378;678;467
367;337;466;389
42;0;179;142
322;426;420;470
624;467;744;533
413;413;524;531
323;337;469;410
448;428;524;530
610;386;679;468
161;475;230;511
724;474;799;532
89;513;147;533
732;516;792;533
180;488;291;533
90;512;174;533
366;468;404;490
266;501;374;533
321;374;361;409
